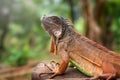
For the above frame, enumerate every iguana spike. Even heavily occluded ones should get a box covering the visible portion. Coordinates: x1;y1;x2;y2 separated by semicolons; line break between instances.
65;19;74;28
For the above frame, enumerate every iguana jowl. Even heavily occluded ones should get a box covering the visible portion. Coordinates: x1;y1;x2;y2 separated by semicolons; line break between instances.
41;15;120;80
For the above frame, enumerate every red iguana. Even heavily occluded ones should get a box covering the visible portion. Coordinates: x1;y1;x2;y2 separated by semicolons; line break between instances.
41;15;120;80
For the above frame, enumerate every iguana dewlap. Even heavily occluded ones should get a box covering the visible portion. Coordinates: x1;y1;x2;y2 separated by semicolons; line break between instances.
41;15;120;80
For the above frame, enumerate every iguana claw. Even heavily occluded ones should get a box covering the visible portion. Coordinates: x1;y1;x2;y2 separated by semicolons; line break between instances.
33;61;59;78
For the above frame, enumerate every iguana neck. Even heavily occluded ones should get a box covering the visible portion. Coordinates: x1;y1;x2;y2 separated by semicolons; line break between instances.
58;25;74;43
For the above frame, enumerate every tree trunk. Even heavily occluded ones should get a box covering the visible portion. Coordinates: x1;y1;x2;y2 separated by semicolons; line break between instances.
67;0;75;23
81;0;101;44
0;13;10;50
0;0;12;59
81;0;113;49
94;0;113;49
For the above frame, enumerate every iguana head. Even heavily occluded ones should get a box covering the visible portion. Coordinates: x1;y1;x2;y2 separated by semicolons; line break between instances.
41;15;66;38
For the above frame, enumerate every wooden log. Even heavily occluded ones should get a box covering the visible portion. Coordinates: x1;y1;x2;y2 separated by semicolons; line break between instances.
32;62;88;80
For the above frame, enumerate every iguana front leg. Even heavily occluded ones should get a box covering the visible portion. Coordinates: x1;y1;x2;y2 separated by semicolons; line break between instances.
50;47;70;78
48;41;69;78
38;42;69;79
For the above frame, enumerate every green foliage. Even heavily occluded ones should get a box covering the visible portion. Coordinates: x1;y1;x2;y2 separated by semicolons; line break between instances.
4;45;33;66
2;22;50;66
74;17;85;34
35;0;70;18
107;0;120;49
111;20;120;49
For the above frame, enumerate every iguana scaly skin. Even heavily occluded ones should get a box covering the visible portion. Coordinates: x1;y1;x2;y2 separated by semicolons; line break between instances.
41;15;120;80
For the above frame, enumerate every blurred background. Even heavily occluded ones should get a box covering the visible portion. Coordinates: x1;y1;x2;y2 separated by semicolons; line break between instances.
0;0;120;80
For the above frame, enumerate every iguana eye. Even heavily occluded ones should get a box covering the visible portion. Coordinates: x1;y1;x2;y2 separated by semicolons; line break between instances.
51;16;61;24
55;19;60;24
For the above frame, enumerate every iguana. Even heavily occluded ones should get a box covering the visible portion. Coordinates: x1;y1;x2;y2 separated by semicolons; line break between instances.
41;15;120;80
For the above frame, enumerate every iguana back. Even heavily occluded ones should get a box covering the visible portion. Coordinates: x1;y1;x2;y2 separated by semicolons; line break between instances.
67;29;120;77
